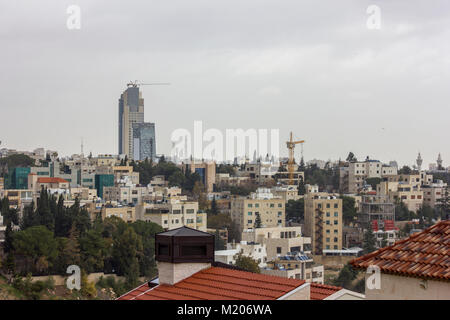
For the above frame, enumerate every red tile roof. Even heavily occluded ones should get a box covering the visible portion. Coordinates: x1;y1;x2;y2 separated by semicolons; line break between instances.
351;220;450;280
37;177;69;184
310;283;342;300
118;266;305;300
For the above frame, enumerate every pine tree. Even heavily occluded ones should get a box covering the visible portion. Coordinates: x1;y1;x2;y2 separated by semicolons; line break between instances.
363;226;377;254
254;212;262;228
210;198;218;215
298;179;306;195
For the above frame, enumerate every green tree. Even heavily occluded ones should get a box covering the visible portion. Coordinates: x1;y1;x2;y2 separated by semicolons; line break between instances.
130;221;163;277
436;187;450;219
365;177;382;190
395;199;415;221
297;179;306;195
214;230;226;250
333;264;357;289
346;152;357;162
12;226;58;274
341;196;357;225
207;213;232;229
398;165;412;174
285;199;304;222
235;254;260;273
254;212;262;228
112;227;143;288
362;226;377;255
53;225;81;274
79;229;108;273
209;198;219;215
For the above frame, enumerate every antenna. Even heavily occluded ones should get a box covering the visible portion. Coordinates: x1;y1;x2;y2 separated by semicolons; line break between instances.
81;137;84;155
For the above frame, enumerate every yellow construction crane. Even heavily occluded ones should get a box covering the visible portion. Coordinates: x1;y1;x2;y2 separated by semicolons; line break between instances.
286;132;305;185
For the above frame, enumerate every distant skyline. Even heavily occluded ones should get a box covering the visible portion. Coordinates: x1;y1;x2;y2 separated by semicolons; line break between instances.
0;1;449;167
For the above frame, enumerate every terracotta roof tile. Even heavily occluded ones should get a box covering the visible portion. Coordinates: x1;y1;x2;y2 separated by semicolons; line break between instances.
118;266;305;300
37;177;69;184
351;220;450;280
310;283;342;300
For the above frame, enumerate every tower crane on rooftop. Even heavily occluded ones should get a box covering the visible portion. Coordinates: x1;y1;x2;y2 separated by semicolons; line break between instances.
286;132;305;185
127;80;170;88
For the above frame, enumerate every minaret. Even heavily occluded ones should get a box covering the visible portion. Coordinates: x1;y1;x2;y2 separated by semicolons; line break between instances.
416;152;423;171
437;153;443;169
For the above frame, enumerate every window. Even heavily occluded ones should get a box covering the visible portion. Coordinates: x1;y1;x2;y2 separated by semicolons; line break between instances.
270;203;275;208
248;204;252;208
326;212;330;217
326;220;330;225
334;203;338;208
334;229;338;234
334;212;338;217
278;220;282;224
276;247;282;254
334;245;338;249
278;203;282;208
158;244;169;255
334;220;338;225
326;203;330;208
334;237;338;242
326;229;330;234
248;220;252;224
255;203;259;208
181;245;206;256
326;245;330;249
186;209;195;214
278;212;282;217
248;212;252;216
326;238;330;242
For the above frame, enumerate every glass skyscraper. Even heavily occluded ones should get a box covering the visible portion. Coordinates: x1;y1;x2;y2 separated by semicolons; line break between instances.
118;85;156;160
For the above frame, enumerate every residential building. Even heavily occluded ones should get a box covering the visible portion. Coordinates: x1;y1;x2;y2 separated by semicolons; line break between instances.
5;167;30;189
357;195;395;228
271;185;301;201
241;226;311;261
0;189;33;210
377;180;423;213
231;188;285;235
351;220;450;300
262;253;324;284
101;205;136;223
28;175;70;192
422;180;448;208
183;160;216;193
96;154;119;166
340;159;397;193
136;200;207;232
132;122;156;161
95;174;114;198
214;241;267;267
304;193;343;255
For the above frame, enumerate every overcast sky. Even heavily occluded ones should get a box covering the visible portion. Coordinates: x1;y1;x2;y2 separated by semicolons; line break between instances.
0;0;449;167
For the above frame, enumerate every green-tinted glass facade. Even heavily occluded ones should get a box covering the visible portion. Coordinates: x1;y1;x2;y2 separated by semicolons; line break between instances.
5;167;31;189
95;174;114;198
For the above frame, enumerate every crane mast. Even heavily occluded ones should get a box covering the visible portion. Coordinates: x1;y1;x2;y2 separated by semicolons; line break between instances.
286;132;305;185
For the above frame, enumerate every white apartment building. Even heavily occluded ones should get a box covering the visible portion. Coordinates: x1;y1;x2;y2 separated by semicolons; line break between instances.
136;200;207;231
241;226;312;261
340;159;397;193
214;241;268;268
